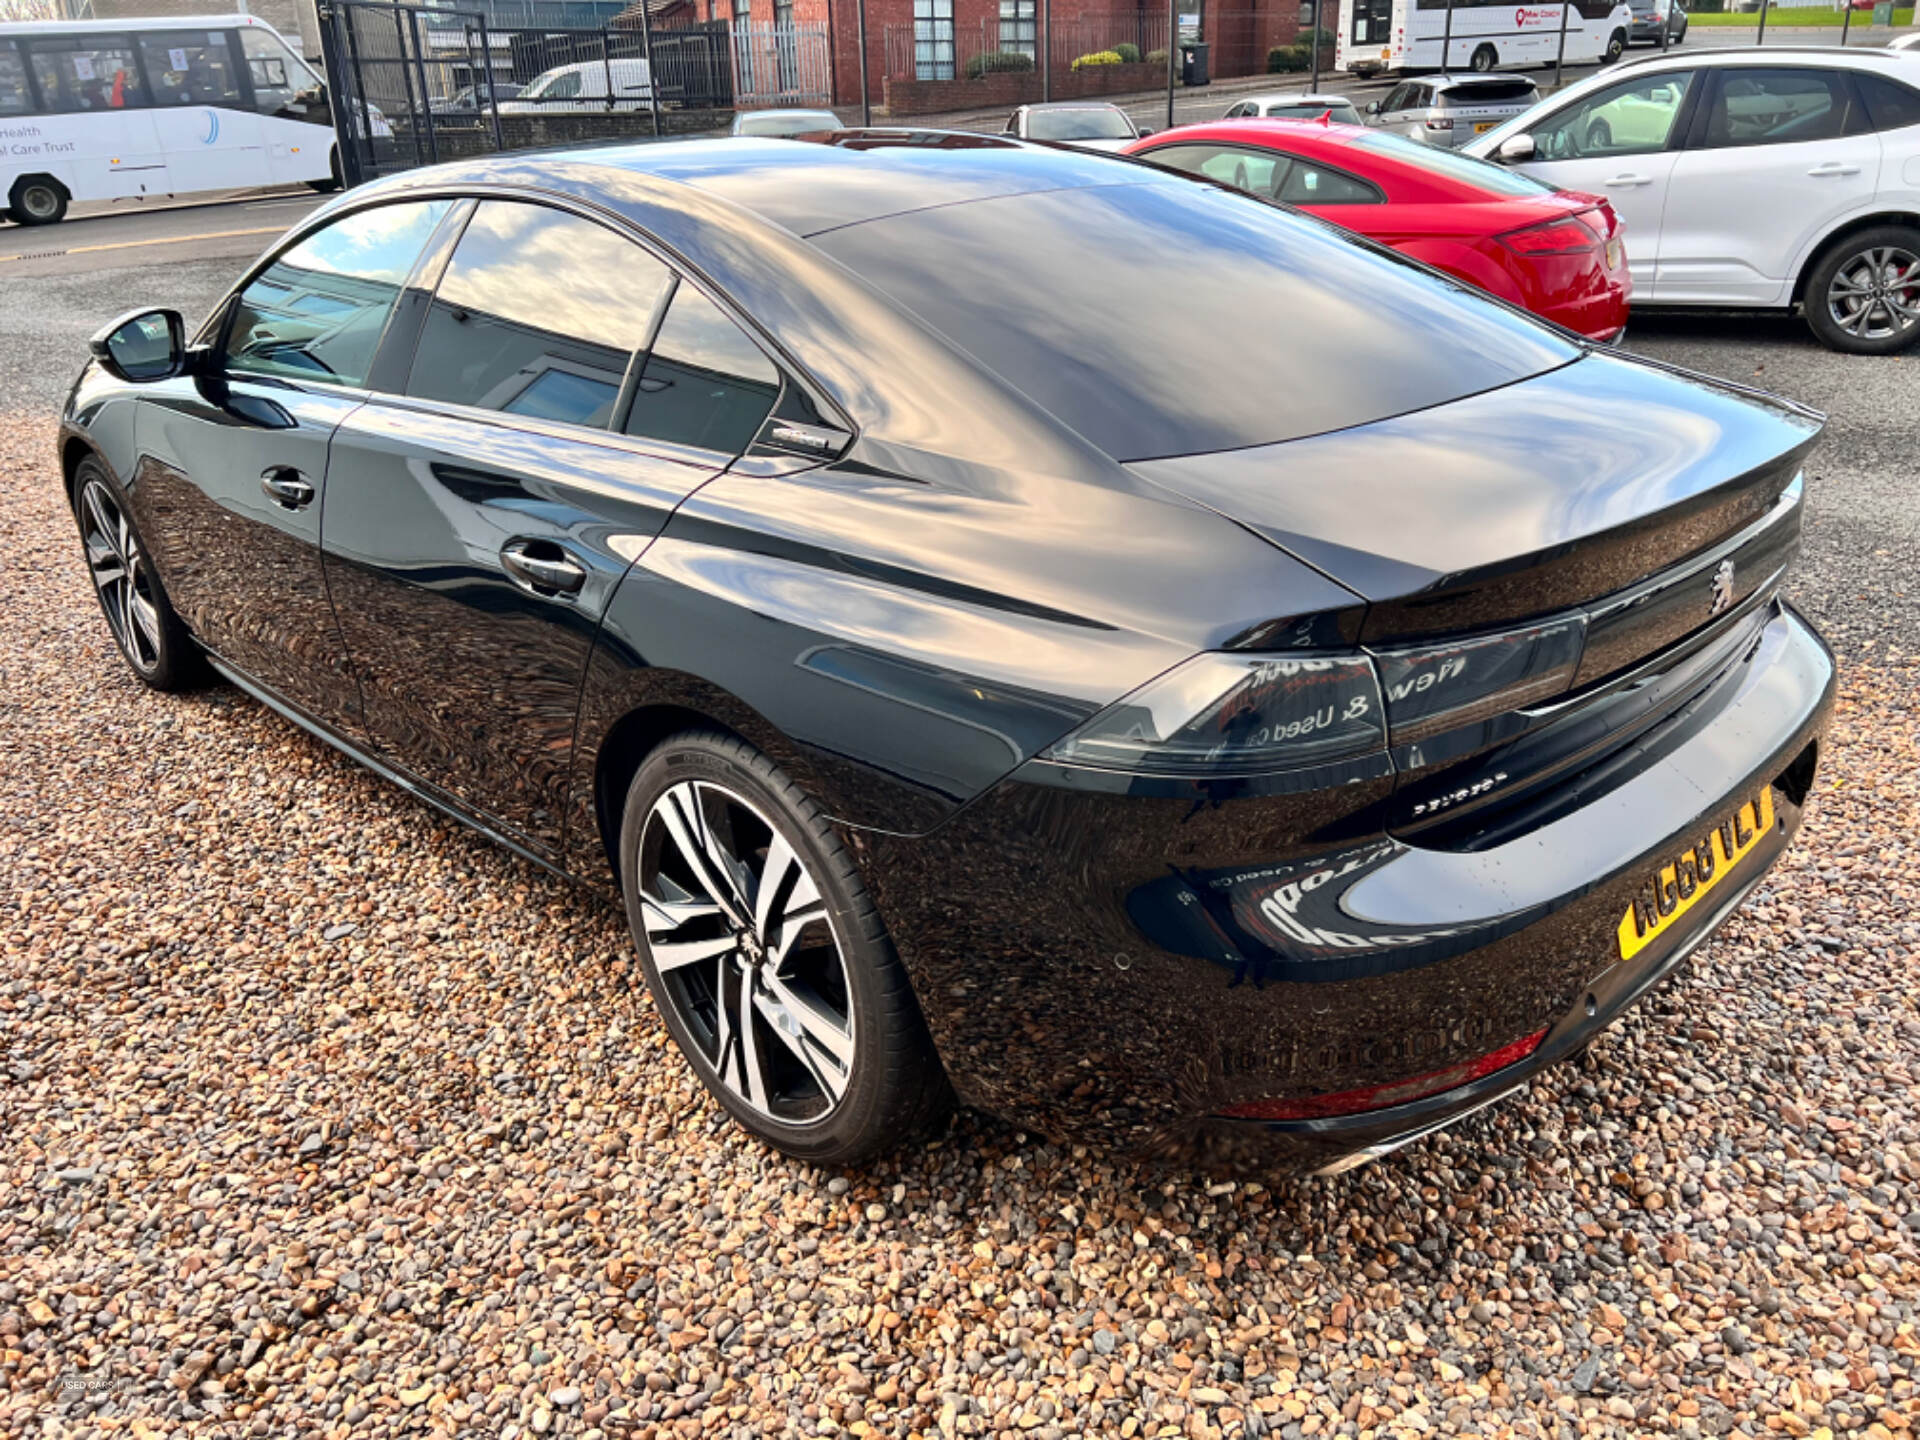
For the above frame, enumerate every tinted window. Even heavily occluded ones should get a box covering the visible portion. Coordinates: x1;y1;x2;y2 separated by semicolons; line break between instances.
623;287;782;455
1140;143;1289;200
815;181;1573;461
1439;80;1537;106
0;41;30;116
1278;162;1380;205
1531;70;1694;160
140;31;244;108
241;26;319;115
1702;68;1853;148
1352;129;1554;196
409;202;671;428
1856;72;1920;133
227;201;453;387
28;37;148;112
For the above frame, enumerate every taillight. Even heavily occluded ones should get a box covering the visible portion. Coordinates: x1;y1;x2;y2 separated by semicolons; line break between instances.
1424;114;1453;130
1217;1028;1548;1122
1499;212;1603;257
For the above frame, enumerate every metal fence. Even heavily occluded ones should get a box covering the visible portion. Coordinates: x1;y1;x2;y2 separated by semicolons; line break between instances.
883;12;1172;83
732;21;832;109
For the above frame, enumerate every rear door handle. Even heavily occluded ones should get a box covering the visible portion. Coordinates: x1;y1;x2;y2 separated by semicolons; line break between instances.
260;466;315;509
1603;173;1653;187
1806;162;1860;177
501;539;586;597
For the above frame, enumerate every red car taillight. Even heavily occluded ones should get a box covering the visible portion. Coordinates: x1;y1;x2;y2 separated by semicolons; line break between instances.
1499;210;1605;257
1216;1028;1549;1122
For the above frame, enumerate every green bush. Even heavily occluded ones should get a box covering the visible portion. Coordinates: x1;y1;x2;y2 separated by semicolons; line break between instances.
1112;42;1142;63
1267;44;1304;72
1145;47;1169;66
1071;49;1123;70
965;50;1036;79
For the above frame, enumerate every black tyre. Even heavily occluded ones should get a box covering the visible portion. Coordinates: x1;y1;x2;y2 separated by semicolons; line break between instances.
1470;43;1497;73
8;174;68;226
619;728;950;1164
70;460;206;691
1803;225;1920;356
308;147;344;194
1604;28;1627;63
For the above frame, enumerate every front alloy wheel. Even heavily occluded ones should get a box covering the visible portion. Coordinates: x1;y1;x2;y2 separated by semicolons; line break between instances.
619;730;950;1162
1806;228;1920;355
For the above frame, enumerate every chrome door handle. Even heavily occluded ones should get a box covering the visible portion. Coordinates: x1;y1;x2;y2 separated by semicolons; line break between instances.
1806;162;1860;177
1603;173;1653;187
501;540;586;596
260;467;315;509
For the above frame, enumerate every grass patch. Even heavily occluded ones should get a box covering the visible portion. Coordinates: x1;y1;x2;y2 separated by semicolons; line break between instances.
1689;6;1913;24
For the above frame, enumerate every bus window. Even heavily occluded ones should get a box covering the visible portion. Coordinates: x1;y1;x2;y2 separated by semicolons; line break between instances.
0;40;31;116
140;31;244;108
1352;0;1392;45
27;37;150;112
241;26;319;116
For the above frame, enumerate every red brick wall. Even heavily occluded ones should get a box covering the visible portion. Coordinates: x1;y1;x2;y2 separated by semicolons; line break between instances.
882;58;1165;117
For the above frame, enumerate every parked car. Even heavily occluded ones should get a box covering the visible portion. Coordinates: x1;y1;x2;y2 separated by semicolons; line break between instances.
1222;92;1364;125
1002;101;1147;150
431;81;523;115
499;57;651;113
1628;0;1689;45
1466;47;1920;353
1890;33;1920;51
1366;73;1542;149
732;107;841;137
64;134;1831;1171
1126;119;1631;341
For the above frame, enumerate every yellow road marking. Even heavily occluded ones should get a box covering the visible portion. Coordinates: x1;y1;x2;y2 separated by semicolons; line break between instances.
0;224;284;264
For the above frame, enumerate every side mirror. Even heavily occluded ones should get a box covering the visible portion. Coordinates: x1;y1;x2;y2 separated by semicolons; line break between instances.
1365;100;1381;115
1496;133;1536;164
89;308;186;383
1136;124;1156;137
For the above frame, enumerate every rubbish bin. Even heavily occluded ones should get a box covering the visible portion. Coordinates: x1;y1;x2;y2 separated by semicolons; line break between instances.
1180;41;1210;86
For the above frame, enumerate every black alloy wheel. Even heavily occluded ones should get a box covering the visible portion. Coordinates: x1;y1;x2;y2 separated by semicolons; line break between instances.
619;729;950;1163
71;461;203;690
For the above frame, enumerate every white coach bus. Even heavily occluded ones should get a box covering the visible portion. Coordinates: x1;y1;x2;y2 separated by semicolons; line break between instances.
1336;0;1633;78
0;14;338;226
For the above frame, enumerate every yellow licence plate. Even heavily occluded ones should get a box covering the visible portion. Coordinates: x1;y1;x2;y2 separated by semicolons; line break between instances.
1474;122;1495;133
1617;788;1774;960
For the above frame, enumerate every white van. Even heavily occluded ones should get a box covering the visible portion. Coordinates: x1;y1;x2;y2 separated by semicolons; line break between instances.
0;13;337;225
498;57;652;115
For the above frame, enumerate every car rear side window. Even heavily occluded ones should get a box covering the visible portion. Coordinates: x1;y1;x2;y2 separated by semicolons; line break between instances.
622;285;782;456
408;201;672;429
1700;68;1855;148
226;200;454;388
1138;143;1291;200
1855;72;1920;132
1277;162;1380;205
814;181;1574;461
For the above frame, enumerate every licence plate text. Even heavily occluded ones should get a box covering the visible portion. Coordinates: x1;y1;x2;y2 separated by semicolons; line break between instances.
1617;788;1775;960
1474;122;1495;133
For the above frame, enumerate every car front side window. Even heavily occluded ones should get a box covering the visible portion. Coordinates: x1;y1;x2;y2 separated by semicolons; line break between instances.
225;200;455;388
1530;70;1695;161
407;201;672;429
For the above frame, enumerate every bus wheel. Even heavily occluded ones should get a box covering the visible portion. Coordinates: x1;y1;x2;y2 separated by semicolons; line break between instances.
7;175;68;227
1603;28;1627;64
1470;44;1497;73
307;148;344;194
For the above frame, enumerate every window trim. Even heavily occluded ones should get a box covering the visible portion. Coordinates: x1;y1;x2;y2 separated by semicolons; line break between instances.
198;184;853;458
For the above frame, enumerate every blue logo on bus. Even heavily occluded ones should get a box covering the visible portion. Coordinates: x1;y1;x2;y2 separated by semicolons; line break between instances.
201;109;220;145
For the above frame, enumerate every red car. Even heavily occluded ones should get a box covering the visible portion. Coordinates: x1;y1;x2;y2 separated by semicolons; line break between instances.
1122;119;1631;342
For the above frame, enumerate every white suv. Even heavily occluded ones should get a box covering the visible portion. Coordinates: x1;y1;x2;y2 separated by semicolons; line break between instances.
1465;47;1920;353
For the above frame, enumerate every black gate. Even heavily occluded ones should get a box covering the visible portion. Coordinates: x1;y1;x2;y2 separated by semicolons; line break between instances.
316;0;735;188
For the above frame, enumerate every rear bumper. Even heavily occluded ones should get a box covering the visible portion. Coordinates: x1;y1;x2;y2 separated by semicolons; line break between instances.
854;601;1833;1168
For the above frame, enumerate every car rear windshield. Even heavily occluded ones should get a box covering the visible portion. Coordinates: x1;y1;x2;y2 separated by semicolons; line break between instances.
1440;80;1537;105
813;180;1575;461
1028;108;1134;141
1350;130;1555;196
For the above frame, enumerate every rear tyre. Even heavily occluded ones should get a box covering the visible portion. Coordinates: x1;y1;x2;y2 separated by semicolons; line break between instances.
1803;225;1920;355
1470;43;1497;73
70;460;205;691
1603;28;1627;63
619;728;951;1164
307;148;344;194
7;174;67;226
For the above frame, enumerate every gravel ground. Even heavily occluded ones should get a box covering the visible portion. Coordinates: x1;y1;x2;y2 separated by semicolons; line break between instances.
3;292;1920;1438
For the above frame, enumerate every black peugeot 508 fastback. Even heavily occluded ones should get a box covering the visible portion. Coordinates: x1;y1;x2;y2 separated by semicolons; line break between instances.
60;132;1832;1173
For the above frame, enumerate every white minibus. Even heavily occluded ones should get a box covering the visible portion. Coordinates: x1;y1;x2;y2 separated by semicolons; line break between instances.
1336;0;1633;78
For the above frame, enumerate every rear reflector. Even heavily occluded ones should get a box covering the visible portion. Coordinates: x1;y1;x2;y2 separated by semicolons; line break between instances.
1499;213;1603;257
1217;1027;1549;1122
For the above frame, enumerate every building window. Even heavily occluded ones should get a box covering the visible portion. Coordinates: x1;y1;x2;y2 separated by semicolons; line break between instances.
998;0;1036;60
914;0;954;81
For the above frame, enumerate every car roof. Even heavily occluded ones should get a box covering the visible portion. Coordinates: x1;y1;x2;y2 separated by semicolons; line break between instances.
1253;93;1353;105
1429;73;1539;89
1616;43;1920;69
1025;101;1126;111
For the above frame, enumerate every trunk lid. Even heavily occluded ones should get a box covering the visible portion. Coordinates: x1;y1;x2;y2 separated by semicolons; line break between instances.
1127;351;1820;648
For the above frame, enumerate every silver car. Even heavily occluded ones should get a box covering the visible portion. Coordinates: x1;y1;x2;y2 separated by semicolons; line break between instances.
731;107;843;138
1628;0;1689;44
1365;73;1541;149
1222;92;1364;125
1003;102;1147;152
